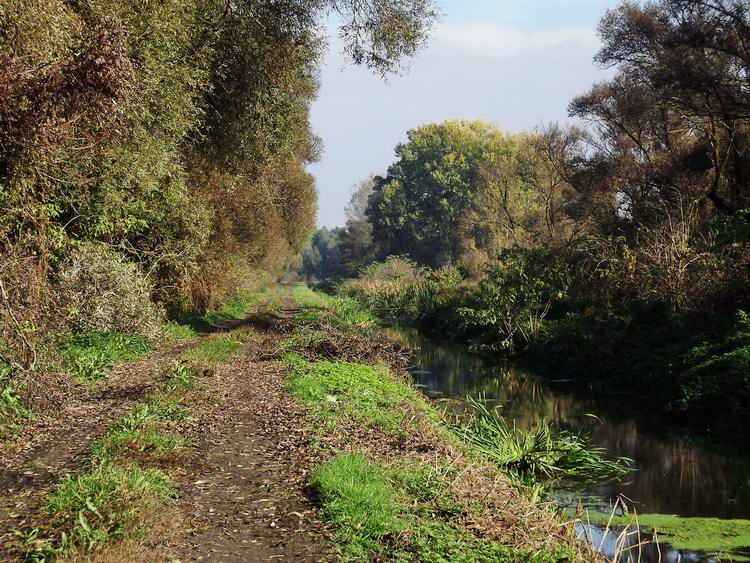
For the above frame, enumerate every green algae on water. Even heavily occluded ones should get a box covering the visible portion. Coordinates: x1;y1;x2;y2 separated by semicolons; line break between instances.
578;510;750;561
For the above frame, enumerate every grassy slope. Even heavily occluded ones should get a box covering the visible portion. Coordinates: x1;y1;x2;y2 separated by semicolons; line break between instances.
283;285;584;562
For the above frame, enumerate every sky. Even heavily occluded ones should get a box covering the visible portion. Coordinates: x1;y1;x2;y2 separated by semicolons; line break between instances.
309;0;620;228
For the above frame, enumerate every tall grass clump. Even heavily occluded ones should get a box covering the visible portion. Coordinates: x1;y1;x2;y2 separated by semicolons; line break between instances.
310;454;401;558
57;332;151;381
0;384;33;437
38;464;176;555
452;398;631;496
339;256;425;319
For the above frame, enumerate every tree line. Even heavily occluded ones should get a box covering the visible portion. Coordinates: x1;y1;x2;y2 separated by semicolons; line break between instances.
302;0;750;436
0;0;438;367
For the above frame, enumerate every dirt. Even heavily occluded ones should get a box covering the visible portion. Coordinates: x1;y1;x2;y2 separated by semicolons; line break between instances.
0;341;196;562
166;354;328;562
0;300;330;562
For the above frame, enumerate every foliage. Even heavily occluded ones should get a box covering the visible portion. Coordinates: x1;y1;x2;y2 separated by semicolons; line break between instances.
0;0;438;367
366;120;515;267
456;247;573;353
310;453;402;558
56;332;151;381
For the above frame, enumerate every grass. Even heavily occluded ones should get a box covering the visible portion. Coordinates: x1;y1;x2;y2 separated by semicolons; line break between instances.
577;509;750;561
285;284;586;561
56;332;151;381
451;397;631;498
181;334;242;363
37;464;175;555
0;385;34;438
175;289;273;333
311;454;578;562
283;354;420;432
162;361;199;391
310;453;401;558
90;398;192;464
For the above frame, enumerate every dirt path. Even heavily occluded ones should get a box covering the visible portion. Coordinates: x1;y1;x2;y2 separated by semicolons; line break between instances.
0;295;330;562
163;299;328;561
0;341;196;562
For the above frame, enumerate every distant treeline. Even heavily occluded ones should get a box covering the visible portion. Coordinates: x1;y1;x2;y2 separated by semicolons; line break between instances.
301;0;750;437
0;0;437;367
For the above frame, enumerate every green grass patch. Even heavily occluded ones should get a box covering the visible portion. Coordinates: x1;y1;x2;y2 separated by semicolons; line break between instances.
283;355;419;432
175;289;272;333
161;321;197;343
310;453;401;558
57;332;151;381
91;398;192;464
578;510;750;561
181;335;241;363
0;385;33;438
291;284;330;309
26;463;176;557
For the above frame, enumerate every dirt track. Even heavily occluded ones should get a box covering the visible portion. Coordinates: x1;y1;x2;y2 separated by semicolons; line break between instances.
0;296;330;562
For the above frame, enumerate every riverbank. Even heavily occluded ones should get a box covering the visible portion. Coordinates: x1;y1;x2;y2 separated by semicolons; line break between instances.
0;285;592;561
338;257;750;444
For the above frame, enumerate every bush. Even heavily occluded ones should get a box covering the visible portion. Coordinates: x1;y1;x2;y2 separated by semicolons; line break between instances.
56;243;165;339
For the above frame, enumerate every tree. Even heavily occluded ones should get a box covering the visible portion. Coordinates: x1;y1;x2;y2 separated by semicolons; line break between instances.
366;120;514;267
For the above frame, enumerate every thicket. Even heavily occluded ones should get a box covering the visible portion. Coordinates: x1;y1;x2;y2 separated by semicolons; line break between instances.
0;0;438;397
312;0;750;438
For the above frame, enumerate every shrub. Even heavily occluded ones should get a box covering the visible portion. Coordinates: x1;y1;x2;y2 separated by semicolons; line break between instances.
56;243;165;339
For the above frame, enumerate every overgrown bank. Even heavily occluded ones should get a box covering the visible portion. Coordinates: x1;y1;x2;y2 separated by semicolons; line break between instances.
279;286;616;561
336;252;750;442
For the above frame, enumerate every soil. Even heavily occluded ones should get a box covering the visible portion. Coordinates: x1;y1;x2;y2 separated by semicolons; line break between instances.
0;299;330;562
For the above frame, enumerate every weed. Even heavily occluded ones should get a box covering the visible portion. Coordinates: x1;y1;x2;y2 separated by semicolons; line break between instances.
310;453;401;558
0;385;33;437
30;464;175;556
452;397;631;495
57;332;151;381
163;361;199;391
91;399;191;463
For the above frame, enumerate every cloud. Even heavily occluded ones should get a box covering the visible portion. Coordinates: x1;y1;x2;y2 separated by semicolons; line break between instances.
432;22;600;59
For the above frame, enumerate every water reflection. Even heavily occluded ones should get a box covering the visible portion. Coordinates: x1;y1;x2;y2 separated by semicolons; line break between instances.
384;326;750;520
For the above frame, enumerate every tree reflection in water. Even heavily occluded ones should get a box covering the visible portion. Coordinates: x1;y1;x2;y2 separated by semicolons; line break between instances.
383;326;750;521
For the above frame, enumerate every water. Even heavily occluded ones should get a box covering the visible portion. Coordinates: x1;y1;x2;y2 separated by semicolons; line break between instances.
383;326;750;561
